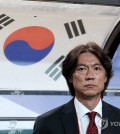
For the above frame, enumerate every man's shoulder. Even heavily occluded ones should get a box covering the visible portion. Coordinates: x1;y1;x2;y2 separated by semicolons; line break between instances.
102;100;120;118
37;98;74;120
33;98;75;133
103;100;120;111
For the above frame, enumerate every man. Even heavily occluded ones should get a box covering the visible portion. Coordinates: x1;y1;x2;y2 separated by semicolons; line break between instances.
33;42;120;134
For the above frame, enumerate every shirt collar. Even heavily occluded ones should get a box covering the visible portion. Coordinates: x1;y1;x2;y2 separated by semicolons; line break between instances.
74;97;102;120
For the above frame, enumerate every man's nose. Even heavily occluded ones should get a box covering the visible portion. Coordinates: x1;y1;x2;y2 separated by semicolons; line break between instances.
85;69;95;80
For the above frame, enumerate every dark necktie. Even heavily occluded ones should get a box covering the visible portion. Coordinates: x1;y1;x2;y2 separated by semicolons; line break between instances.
86;112;98;134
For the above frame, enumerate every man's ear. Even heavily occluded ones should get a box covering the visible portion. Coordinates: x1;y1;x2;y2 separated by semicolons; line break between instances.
104;73;107;83
69;76;73;83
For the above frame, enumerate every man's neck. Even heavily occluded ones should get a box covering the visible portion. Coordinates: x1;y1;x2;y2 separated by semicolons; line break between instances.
76;95;101;111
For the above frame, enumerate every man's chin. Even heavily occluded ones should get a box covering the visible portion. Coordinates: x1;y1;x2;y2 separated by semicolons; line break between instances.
83;92;100;98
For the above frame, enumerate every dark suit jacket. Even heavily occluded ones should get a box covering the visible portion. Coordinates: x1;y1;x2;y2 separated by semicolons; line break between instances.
33;98;120;134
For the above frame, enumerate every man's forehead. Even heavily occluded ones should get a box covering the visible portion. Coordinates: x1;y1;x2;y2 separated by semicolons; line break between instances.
78;52;100;62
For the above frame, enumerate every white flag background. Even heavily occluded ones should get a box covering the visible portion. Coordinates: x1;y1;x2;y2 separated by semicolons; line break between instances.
0;1;119;91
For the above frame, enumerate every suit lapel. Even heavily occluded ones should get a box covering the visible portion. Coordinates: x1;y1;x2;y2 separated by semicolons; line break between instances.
60;99;79;134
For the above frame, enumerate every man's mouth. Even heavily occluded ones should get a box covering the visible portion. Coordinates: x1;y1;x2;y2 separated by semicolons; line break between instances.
84;84;96;88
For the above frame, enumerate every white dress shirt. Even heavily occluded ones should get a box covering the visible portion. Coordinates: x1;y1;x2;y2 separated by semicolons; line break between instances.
74;97;102;134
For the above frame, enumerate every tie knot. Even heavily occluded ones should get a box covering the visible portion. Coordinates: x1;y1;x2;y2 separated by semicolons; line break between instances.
87;112;97;121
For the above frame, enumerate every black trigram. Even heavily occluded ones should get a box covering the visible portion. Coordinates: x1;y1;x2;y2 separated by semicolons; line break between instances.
0;14;15;30
45;55;65;81
64;19;86;39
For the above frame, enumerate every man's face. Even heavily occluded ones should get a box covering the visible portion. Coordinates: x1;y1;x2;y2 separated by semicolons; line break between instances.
70;52;107;99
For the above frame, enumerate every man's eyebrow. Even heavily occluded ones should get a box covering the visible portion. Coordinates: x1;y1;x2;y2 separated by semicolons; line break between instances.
77;63;86;66
93;63;103;66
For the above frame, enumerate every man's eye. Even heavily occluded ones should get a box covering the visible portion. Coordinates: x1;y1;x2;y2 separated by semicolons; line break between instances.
94;67;101;70
78;67;86;71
